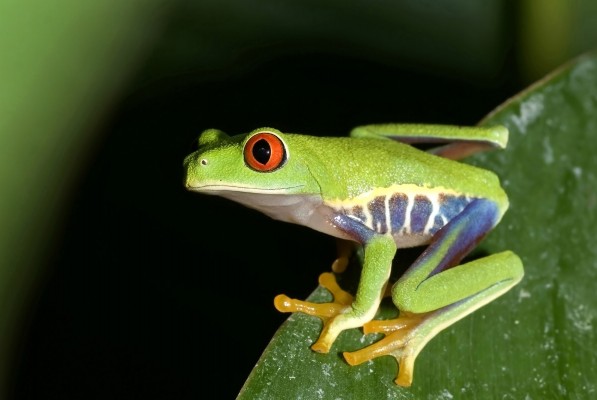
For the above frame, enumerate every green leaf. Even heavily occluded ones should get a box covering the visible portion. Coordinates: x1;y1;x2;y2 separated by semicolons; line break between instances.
238;52;597;399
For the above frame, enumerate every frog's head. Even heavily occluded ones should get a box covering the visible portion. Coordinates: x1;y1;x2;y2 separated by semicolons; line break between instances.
184;128;321;203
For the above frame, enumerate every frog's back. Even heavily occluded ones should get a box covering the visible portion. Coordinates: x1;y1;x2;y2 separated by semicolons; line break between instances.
286;134;508;247
289;135;506;202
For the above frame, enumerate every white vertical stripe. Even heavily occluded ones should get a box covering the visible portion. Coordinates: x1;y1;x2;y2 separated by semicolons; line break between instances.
384;195;391;235
362;204;373;231
424;193;440;234
402;193;413;234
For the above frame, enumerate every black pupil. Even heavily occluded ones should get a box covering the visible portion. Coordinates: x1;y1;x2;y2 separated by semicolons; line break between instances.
252;139;271;164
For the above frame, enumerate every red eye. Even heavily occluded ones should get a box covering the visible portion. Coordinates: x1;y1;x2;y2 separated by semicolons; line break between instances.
244;132;287;172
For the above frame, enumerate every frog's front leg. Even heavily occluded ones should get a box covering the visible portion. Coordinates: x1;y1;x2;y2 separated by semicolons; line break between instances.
344;199;524;386
275;234;396;354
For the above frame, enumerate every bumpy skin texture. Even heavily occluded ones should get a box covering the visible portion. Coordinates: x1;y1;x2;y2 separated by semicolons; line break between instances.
184;124;523;386
184;127;508;206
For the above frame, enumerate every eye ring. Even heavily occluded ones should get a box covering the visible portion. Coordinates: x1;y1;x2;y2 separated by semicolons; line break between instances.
244;132;287;172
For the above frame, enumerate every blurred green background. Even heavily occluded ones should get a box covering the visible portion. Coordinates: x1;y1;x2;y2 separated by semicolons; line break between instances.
1;1;596;398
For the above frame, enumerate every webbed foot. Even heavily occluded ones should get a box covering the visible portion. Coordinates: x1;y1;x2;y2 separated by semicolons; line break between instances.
343;313;429;387
274;272;354;352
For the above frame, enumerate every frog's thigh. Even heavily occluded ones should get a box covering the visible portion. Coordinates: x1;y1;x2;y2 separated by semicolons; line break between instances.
392;199;523;314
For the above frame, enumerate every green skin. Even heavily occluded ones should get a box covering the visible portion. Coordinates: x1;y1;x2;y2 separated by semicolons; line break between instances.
184;124;524;386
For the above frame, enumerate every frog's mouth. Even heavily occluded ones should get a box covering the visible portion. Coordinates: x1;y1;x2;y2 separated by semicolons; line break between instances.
186;182;305;195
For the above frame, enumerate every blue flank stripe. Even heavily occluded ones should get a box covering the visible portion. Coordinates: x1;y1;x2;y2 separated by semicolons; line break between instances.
410;195;433;233
332;191;477;242
369;196;388;234
389;193;408;234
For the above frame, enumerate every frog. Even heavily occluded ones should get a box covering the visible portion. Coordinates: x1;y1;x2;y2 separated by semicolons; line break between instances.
183;124;524;387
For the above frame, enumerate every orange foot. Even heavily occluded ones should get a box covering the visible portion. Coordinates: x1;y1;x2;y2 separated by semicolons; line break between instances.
275;272;433;386
274;272;353;351
343;313;431;387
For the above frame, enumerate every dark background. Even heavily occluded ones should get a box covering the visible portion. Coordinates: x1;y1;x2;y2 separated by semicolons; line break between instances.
9;1;595;398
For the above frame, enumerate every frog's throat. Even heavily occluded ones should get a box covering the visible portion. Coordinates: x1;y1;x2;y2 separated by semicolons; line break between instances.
204;190;345;236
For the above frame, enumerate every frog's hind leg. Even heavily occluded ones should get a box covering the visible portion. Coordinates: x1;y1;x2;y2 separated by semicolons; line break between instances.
344;199;524;386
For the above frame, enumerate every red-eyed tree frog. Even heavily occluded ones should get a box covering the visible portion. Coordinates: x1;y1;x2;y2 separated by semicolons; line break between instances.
183;124;524;386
